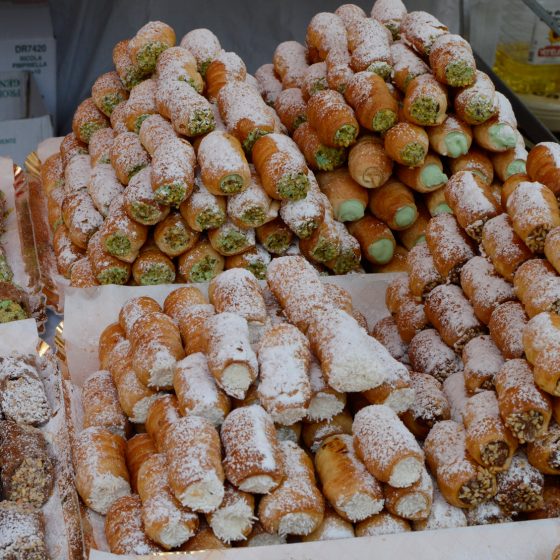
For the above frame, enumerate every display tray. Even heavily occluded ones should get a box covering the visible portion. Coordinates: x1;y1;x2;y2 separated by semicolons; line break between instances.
60;273;560;560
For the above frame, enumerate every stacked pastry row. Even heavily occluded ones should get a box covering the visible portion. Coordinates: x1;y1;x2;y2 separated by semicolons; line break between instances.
41;20;370;294
0;355;55;558
71;259;472;555
253;0;559;274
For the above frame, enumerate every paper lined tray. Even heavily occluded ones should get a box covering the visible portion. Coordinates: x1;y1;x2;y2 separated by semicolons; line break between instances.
0;319;84;559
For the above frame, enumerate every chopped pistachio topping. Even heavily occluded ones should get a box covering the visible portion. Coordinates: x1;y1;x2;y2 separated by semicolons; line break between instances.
105;234;132;257
136;41;169;73
315;145;347;171
410;97;440;125
131;201;160;224
445;60;475;87
264;232;291;254
155;182;188;206
188;109;215;136
330;250;361;275
243;129;270;153
190;255;220;282
296;219;320;239
98;267;129;285
277;172;310;200
134;113;151;133
79;122;105;143
367;61;392;80
199;59;212;78
372;109;397;133
196;208;226;230
218;230;249;255
240;207;267;228
139;264;175;285
310;78;327;95
311;237;339;262
162;225;190;252
400;142;426;167
0;255;14;283
334;124;358;147
101;93;126;116
246;261;267;280
0;300;27;323
466;96;495;124
220;174;245;194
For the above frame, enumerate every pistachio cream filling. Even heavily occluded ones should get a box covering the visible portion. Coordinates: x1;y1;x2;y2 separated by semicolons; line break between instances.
444;131;469;157
101;93;126;116
505;160;527;179
315;145;346;171
293;115;307;130
488;123;517;150
432;203;453;216
0;300;27;323
105;234;132;257
337;200;365;222
330;250;360;275
372;109;397;133
97;267;129;285
246;261;267;280
196;208;226;230
277;173;310;201
311;238;339;262
219;174;245;195
137;41;169;73
79;122;105;144
368;238;394;264
334;124;358;148
139;264;175;285
162;226;190;252
420;164;448;189
367;61;392;80
394;205;417;228
190;256;220;282
445;60;475;87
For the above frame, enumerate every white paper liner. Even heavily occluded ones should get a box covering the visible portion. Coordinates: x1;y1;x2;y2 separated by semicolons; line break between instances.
37;136;64;164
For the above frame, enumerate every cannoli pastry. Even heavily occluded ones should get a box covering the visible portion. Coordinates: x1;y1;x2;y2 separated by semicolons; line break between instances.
179;174;227;232
305;12;347;62
306;89;359;148
162;414;224;513
82;370;128;437
73;426;130;514
348;135;393;189
87;231;131;284
257;324;312;425
427;114;472;158
53;224;85;278
206;484;255;543
325;48;354;94
317;168;367;222
125;79;158;132
460;256;516;324
0;501;49;559
119;295;162;338
408;328;461;382
129;21;175;73
145;394;181;453
464;500;512;526
356;511;411;536
424;420;497;508
274;88;307;134
507;180;560;253
256;218;293;255
177;522;230;551
402;372;450;439
481;214;532;282
526;421;560;475
394;286;430;344
403;73;448;127
444;171;501;241
92;71;129;117
273;40;308;89
347;18;392;78
153;211;198;258
180;28;222;76
526;141;560;196
225;245;272;280
400;11;448;55
131;242;176;285
302;62;328;100
137;453;199;548
371;315;408;363
72;97;110;144
413;488;467;530
112;40;145;90
429;33;476;87
513;257;556;306
454;70;497;125
124;167;170;226
217;80;275;152
406;242;443;300
205;312;258;399
347;214;395;265
473;92;517;152
397;205;430;251
299;205;344;263
324;220;362;274
255;63;283;106
390;41;430;93
526;482;560;520
63;153;91;195
362;359;414;414
41;152;64;194
177;239;225;283
88;162;124;217
302;410;353;452
60;131;88;169
488;301;527;360
293;121;347;172
495;359;552;443
449;147;494;185
384;122;430;167
227;167;273;229
306;356;346;421
155;45;203;92
208;267;266;323
396;152;448;194
109;100;129;134
208;219;256;256
301;506;355;542
384;467;433;521
279;183;324;239
109;131;150;187
258;440;325;536
98;322;128;368
138;115;176;159
494;452;544;513
462;335;504;394
105;495;162;554
370;0;407;37
125;433;157;493
221;404;284;493
545;227;560;275
315;433;384;522
492;131;528;182
345;72;398;133
425;213;476;283
464;390;517;471
353;404;424;487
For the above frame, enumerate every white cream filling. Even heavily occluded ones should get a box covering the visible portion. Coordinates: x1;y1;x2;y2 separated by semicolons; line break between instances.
131;394;161;424
384;387;415;415
397;494;428;519
272;406;307;426
179;473;224;513
389;457;423;488
239;475;277;494
279;512;318;536
222;364;252;399
89;474;130;514
147;353;175;388
307;393;345;422
340;493;384;522
209;500;255;543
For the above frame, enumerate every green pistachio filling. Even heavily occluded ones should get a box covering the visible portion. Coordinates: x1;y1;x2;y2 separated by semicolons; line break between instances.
0;256;14;283
420;164;448;189
337;200;365;222
79;122;105;143
196;208;226;230
131;201;161;225
445;61;475;87
400;143;427;167
190;256;220;282
506;160;527;178
488;124;517;150
410;97;440;125
395;205;418;228
105;234;132;257
372;109;397;134
136;41;169;73
246;261;267;280
311;237;339;262
386;23;400;40
367;61;392;80
243;129;270;153
218;231;249;255
134;113;151;133
139;264;175;285
415;234;427;245
310;79;327;95
220;174;245;194
128;163;148;180
315;145;347;171
472;169;489;183
432;203;453;216
178;75;204;94
264;233;291;254
330;250;361;275
277;173;310;200
155;182;188;206
187;110;215;136
466;96;495;124
199;59;212;78
123;70;144;90
293;115;307;130
162;225;190;253
0;300;27;323
101;93;126;116
296;219;320;239
51;218;63;232
241;207;267;228
337;83;348;94
334;125;358;148
368;238;394;264
445;132;469;157
97;267;129;285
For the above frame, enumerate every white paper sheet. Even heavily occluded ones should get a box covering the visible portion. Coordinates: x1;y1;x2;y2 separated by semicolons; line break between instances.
0;317;38;355
63;273;400;387
37;136;64;164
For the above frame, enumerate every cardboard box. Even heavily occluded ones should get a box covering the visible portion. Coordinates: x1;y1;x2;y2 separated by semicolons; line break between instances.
0;2;56;120
0;72;53;164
